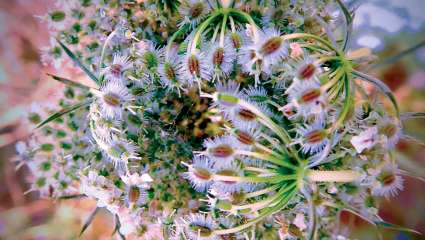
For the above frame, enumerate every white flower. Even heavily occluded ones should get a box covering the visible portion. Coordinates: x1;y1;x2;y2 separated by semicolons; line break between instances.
287;80;327;119
136;40;162;71
205;41;236;80
208;81;242;118
378;118;402;150
178;0;211;28
95;80;133;119
231;123;261;151
350;127;378;154
181;214;219;240
239;28;288;78
158;48;184;91
121;172;153;187
371;163;404;198
183;156;215;192
211;162;247;194
203;135;237;166
101;53;132;81
296;121;330;154
179;51;211;85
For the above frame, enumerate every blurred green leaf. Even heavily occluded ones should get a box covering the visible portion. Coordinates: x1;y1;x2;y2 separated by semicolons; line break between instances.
56;39;100;86
400;112;425;121
36;99;93;129
46;73;92;90
374;221;422;235
371;39;425;70
79;207;101;237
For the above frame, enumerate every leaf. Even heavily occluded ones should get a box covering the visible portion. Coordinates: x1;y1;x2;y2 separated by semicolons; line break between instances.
370;39;425;70
79;207;101;237
112;214;126;240
395;152;425;179
46;73;92;90
353;70;399;117
57;194;85;200
374;221;422;235
56;39;100;86
400;112;425;120
36;99;93;129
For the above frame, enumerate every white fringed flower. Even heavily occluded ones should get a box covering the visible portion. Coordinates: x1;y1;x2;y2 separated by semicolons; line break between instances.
182;214;219;240
179;0;211;28
95;80;133;119
205;41;236;80
183;156;215;192
296;121;329;154
158;49;184;91
371;163;404;198
239;28;288;77
180;51;211;85
350;127;378;154
378;118;402;150
287;80;327;119
101;53;132;81
203;135;237;166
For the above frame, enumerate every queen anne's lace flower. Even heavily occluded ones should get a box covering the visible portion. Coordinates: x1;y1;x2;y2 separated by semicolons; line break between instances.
15;0;423;239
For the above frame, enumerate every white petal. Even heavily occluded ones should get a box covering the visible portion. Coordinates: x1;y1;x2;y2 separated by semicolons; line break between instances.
141;173;153;182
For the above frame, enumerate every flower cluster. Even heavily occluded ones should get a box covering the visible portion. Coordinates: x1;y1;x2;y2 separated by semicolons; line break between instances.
15;0;423;239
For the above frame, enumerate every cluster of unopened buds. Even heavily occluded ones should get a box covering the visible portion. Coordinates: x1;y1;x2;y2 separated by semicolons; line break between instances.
15;0;423;239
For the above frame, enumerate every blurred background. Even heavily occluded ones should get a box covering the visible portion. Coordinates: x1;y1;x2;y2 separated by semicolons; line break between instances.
0;0;424;239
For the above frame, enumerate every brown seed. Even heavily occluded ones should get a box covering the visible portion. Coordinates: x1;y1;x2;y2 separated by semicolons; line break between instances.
305;130;326;144
298;63;316;79
193;168;212;181
189;224;213;237
129;186;140;203
260;37;283;55
213;48;225;66
380;123;397;138
165;64;176;80
236;130;255;145
231;33;242;49
103;93;121;106
189;3;204;18
237;108;256;121
188;55;200;76
300;88;321;103
380;172;396;186
210;144;234;158
110;64;122;76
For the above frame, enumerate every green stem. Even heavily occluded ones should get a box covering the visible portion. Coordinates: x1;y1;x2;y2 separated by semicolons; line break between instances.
237;150;297;170
244;184;280;198
214;188;296;235
229;15;236;33
190;11;223;53
331;72;352;131
282;33;342;56
228;9;259;39
211;24;221;43
307;170;361;182
166;24;190;57
233;183;295;211
213;174;297;183
321;67;344;91
219;12;228;47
